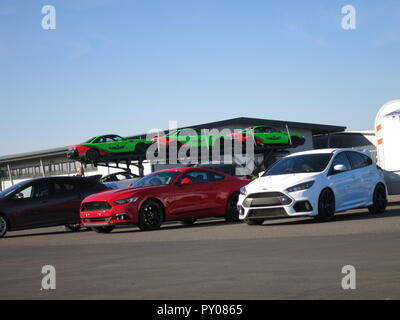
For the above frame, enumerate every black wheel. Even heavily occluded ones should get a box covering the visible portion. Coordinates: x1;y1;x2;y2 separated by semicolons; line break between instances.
368;184;387;214
315;189;335;222
86;149;99;161
64;223;81;232
225;192;240;222
138;200;164;231
0;215;8;238
180;218;197;226
135;143;148;154
290;136;305;146
92;226;115;233
244;218;264;225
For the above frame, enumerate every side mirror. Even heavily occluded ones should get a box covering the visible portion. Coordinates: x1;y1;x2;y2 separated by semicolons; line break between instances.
13;193;24;199
127;184;133;188
179;178;192;185
333;164;347;173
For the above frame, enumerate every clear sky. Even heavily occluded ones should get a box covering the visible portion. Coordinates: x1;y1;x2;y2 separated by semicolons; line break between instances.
1;0;400;156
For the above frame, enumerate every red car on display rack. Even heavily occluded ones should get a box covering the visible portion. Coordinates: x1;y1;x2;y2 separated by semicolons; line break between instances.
80;167;250;233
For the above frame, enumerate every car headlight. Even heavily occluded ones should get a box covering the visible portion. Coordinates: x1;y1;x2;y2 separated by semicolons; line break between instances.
114;197;139;205
240;186;247;196
286;181;315;193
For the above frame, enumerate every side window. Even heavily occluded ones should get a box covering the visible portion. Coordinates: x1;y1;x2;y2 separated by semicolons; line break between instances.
15;185;34;199
181;170;211;184
212;173;225;181
53;182;65;195
33;182;51;198
331;153;352;173
347;152;371;170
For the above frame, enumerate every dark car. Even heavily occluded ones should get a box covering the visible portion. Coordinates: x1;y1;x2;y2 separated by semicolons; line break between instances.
0;176;108;238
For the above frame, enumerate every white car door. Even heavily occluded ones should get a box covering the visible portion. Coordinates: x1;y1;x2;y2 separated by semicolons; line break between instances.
346;151;374;204
327;152;357;211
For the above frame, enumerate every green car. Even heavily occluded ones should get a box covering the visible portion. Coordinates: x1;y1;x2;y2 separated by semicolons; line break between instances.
152;128;229;148
68;134;152;161
229;126;305;146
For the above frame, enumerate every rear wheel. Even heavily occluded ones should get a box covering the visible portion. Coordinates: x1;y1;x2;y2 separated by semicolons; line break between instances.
290;136;305;146
135;143;148;154
225;192;240;222
244;218;264;225
86;149;100;161
0;215;8;238
368;184;387;214
92;226;115;233
315;189;335;222
64;224;81;232
138;200;164;231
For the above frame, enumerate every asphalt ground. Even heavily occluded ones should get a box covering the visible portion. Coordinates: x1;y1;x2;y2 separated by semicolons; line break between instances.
1;196;400;299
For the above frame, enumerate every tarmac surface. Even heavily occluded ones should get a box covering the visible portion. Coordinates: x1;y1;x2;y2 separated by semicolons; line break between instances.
1;196;400;299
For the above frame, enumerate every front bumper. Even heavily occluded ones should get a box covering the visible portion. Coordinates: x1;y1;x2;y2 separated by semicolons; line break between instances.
238;189;318;220
80;202;139;227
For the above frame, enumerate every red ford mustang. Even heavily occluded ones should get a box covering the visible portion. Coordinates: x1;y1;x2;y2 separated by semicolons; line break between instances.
80;167;249;233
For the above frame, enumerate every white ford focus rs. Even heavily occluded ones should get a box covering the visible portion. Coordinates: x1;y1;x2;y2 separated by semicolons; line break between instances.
238;148;388;225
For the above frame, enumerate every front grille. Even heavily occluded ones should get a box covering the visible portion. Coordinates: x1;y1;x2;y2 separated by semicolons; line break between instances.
83;217;110;223
243;192;291;207
248;208;287;218
81;201;112;212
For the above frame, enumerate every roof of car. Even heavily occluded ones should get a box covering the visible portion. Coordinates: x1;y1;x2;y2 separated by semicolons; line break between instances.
288;148;356;157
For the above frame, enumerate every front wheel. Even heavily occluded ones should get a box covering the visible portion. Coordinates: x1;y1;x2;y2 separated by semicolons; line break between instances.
0;215;8;238
244;218;264;225
92;226;115;233
86;149;100;161
315;189;335;222
138;200;164;231
225;192;240;222
64;224;81;232
368;184;387;214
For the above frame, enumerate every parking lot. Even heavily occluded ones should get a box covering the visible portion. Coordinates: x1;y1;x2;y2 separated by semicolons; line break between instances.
1;195;400;300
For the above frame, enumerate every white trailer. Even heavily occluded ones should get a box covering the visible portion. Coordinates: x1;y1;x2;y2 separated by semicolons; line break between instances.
375;99;400;194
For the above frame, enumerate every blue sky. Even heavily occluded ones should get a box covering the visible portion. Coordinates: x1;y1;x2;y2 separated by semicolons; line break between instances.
1;0;400;156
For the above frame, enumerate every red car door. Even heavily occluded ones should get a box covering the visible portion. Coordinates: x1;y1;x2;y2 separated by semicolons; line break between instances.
168;170;219;217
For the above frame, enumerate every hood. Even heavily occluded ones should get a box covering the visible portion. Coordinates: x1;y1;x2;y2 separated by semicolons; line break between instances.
246;173;320;193
83;185;167;202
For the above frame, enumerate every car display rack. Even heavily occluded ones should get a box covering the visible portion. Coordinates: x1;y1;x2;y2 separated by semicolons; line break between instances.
76;142;301;177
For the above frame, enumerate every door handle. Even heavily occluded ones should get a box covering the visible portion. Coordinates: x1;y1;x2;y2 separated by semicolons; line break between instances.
41;200;48;204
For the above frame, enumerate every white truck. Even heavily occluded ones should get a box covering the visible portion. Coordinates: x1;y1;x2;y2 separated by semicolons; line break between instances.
375;99;400;194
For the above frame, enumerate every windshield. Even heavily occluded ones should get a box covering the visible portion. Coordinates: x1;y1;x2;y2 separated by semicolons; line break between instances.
82;137;96;143
0;180;30;199
133;171;181;187
264;153;333;176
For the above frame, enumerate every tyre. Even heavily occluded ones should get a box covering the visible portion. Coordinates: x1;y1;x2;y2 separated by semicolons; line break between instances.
64;223;81;232
368;184;387;214
315;189;335;222
135;143;148;154
138;200;164;231
0;215;8;238
225;192;240;222
86;149;100;161
244;218;264;225
92;226;115;233
180;218;197;226
290;136;304;146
